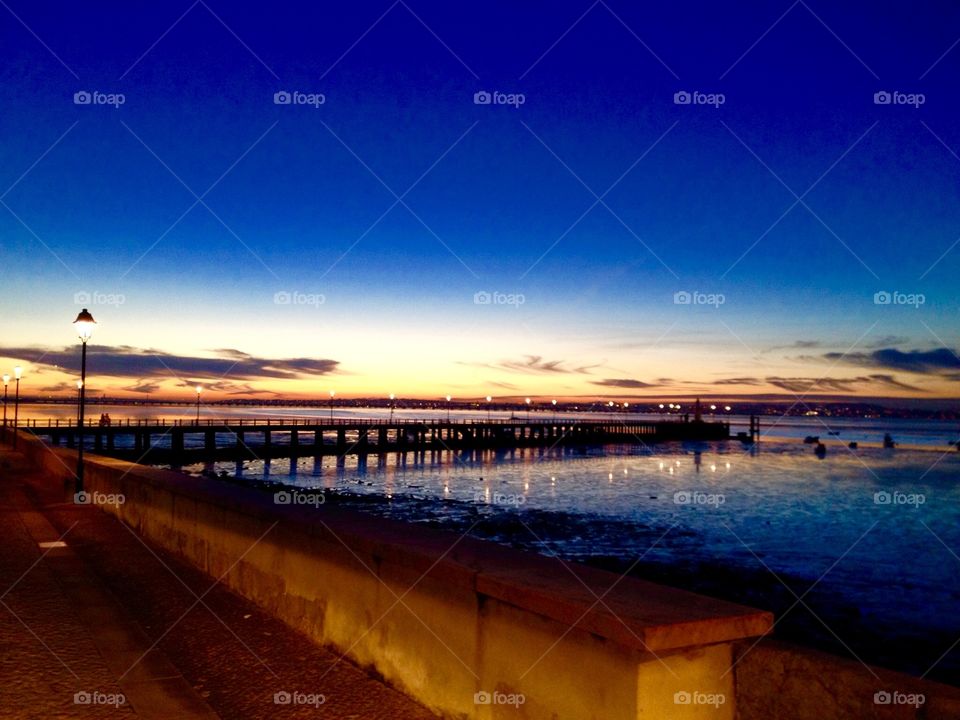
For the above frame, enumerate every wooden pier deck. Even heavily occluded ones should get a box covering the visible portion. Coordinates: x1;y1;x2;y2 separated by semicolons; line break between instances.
13;416;731;462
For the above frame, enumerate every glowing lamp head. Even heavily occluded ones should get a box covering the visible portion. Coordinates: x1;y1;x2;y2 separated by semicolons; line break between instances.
725;405;732;412
624;402;629;408
485;395;492;402
445;394;451;402
77;380;83;389
196;385;203;395
525;398;531;405
2;374;8;385
551;399;557;406
329;390;335;398
73;308;96;342
14;366;22;380
389;393;395;400
710;404;717;410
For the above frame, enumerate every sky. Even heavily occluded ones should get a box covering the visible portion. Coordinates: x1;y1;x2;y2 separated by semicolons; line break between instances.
1;0;959;402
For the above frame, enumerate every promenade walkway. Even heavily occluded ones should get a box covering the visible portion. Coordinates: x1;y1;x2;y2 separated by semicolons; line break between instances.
0;446;437;719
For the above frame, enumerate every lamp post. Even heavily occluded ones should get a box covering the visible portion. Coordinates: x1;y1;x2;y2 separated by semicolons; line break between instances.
73;309;96;491
195;385;202;423
329;390;335;421
389;393;395;422
551;398;557;422
485;395;492;422
445;394;451;422
2;373;8;438
525;397;531;421
12;366;22;448
76;380;83;426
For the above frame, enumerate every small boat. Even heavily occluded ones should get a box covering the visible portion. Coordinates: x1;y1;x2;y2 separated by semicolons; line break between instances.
803;435;820;444
883;433;896;449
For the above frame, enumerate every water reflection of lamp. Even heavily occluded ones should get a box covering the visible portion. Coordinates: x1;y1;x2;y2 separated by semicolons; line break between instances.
485;395;492;422
445;394;451;422
73;308;96;490
329;390;336;421
389;393;395;422
195;385;203;423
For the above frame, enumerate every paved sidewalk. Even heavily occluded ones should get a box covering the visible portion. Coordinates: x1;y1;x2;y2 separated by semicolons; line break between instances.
0;447;438;719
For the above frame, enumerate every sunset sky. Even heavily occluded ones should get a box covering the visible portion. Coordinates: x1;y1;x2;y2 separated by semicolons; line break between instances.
1;1;959;401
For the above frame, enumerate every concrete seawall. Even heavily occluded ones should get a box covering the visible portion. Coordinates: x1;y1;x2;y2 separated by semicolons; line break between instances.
10;431;960;719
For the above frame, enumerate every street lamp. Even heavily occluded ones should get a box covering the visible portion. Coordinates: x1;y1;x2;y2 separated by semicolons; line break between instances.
445;394;451;422
12;366;22;448
485;395;492;422
551;398;557;422
2;373;8;437
525;397;531;421
329;390;336;421
389;393;395;422
195;385;203;423
73;308;96;491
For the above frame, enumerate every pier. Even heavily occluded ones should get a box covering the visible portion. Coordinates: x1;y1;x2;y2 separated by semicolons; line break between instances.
16;416;731;462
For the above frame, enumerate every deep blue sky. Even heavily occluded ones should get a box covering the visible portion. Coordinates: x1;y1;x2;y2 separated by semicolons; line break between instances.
1;1;959;399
